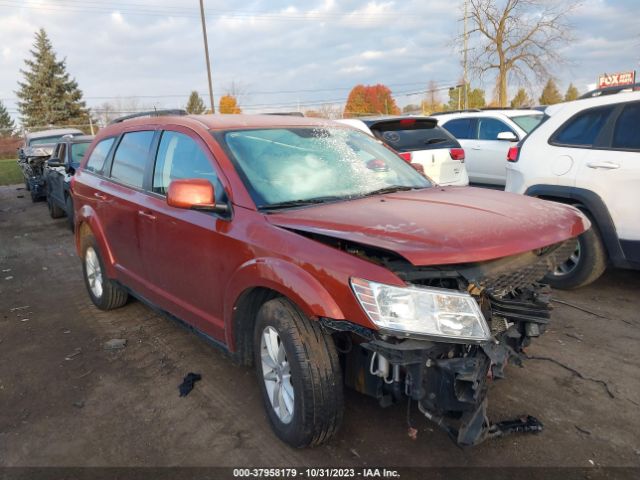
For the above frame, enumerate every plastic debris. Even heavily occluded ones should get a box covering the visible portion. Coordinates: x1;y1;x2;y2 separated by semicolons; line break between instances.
178;372;202;397
104;339;127;350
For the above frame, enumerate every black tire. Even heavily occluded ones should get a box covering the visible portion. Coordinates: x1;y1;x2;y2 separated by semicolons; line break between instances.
47;195;65;219
544;225;607;289
254;297;343;448
65;196;75;232
81;235;128;310
24;177;31;191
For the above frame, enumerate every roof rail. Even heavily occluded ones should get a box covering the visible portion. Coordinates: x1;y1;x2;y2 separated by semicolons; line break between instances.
579;83;640;99
108;109;188;125
263;112;305;117
430;108;482;116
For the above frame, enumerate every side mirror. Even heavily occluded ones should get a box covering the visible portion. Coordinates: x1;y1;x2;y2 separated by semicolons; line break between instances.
167;179;228;214
497;131;518;142
47;158;63;167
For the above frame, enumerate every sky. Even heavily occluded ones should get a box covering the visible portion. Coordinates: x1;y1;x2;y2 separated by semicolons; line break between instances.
0;0;638;124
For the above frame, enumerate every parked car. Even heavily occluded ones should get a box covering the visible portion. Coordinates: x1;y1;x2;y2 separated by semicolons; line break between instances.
435;109;544;186
505;91;640;289
44;135;94;230
17;128;84;201
71;111;588;448
336;116;469;186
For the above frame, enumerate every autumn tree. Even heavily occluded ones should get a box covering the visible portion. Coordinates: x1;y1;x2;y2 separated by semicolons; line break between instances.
448;84;486;109
16;28;90;128
219;94;242;114
185;91;206;114
564;83;580;102
421;80;443;114
510;88;531;108
0;101;15;136
539;78;562;105
466;0;574;107
343;84;400;117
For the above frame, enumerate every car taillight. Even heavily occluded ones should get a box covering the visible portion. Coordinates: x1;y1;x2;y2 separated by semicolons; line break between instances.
398;152;412;162
449;148;465;161
507;146;520;162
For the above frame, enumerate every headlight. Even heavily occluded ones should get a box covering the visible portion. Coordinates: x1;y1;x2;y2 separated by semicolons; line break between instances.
351;278;491;342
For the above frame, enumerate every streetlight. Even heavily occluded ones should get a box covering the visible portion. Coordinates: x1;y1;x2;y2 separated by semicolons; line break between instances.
199;0;215;113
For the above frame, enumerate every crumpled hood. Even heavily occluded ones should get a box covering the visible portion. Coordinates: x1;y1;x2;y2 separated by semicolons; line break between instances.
267;187;589;266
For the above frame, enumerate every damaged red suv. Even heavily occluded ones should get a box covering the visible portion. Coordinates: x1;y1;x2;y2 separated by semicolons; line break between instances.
71;112;588;447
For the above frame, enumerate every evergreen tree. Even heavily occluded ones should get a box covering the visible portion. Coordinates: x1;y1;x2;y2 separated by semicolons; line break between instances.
539;79;563;105
510;88;531;108
0;101;15;136
564;83;580;102
185;91;206;114
15;28;90;129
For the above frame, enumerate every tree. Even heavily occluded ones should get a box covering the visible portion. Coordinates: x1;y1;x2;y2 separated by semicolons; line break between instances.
343;84;400;117
448;83;485;109
15;28;90;129
564;83;580;102
421;80;443;114
0;101;15;136
510;88;531;108
539;78;562;105
219;94;242;114
467;0;574;107
185;91;206;114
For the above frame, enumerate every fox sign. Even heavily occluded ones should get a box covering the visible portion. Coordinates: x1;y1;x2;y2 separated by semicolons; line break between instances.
598;71;636;89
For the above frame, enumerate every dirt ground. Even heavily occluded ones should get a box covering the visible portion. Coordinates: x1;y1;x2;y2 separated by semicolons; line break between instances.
1;183;639;469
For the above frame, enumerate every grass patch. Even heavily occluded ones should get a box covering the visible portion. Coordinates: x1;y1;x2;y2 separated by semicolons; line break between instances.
0;158;22;186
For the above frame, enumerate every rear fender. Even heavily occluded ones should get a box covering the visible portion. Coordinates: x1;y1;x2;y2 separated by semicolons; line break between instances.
75;204;117;278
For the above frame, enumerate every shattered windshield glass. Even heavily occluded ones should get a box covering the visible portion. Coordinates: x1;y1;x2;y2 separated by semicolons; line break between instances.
219;126;431;209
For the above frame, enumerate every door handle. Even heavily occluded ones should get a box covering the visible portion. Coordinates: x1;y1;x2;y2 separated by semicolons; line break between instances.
93;192;108;200
138;210;156;220
470;145;481;150
587;161;620;170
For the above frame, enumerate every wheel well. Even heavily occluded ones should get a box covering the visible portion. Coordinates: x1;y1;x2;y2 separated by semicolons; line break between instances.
77;222;93;249
232;287;281;366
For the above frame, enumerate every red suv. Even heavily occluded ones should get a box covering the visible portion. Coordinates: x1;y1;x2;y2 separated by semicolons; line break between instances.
71;111;588;447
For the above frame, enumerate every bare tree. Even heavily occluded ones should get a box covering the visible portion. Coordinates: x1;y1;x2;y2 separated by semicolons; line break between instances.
467;0;575;107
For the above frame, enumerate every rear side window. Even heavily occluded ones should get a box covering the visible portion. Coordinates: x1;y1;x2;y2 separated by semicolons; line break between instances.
442;118;473;139
478;118;516;140
70;142;91;167
110;131;155;188
370;121;459;152
612;102;640;150
85;138;115;174
152;131;224;202
551;105;615;147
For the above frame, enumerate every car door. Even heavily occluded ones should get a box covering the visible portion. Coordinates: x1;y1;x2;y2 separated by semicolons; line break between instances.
572;101;640;250
472;117;519;185
136;128;230;341
97;130;158;292
47;143;67;205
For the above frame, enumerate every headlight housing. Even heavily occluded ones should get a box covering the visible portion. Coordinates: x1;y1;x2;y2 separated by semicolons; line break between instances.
351;278;491;342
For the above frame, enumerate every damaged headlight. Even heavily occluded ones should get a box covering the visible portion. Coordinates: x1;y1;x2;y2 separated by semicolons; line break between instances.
351;278;491;342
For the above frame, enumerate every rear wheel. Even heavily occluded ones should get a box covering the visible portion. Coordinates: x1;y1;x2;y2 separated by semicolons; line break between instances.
254;298;343;447
81;235;128;310
544;225;607;289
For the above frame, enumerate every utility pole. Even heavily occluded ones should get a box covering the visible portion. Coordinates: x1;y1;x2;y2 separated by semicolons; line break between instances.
462;0;469;110
199;0;215;113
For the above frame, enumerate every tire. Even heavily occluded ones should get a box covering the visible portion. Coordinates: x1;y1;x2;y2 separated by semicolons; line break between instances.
254;297;343;448
47;194;65;219
65;196;75;232
81;235;128;310
24;177;31;191
30;188;39;202
544;224;607;289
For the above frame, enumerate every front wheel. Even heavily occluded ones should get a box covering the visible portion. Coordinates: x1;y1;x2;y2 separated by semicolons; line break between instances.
254;298;343;448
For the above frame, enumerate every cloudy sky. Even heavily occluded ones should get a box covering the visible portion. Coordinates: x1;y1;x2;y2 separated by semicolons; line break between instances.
0;0;638;123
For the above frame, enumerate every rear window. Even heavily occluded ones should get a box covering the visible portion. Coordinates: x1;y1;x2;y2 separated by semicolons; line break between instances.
509;114;544;134
441;118;474;139
551;105;615;147
612;102;640;150
369;120;459;152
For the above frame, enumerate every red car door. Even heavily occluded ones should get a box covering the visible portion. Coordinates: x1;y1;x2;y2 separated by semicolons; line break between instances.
136;128;234;341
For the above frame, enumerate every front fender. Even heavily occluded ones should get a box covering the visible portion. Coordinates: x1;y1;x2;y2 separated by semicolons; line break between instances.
223;257;345;348
75;204;117;278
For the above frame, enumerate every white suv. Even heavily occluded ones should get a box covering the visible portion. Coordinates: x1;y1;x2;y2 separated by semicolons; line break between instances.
505;91;640;288
435;109;544;186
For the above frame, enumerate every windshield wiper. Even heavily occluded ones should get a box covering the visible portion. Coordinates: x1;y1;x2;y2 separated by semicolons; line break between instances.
259;196;345;211
360;185;416;198
425;138;448;145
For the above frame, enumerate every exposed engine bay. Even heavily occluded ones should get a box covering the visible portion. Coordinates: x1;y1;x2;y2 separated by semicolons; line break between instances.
18;144;54;199
314;233;576;446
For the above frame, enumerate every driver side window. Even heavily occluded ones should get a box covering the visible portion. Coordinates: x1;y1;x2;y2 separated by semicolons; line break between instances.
152;131;225;202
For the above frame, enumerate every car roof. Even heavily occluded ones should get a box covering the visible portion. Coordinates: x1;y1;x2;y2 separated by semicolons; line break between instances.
435;109;542;119
60;135;94;143
26;128;84;139
545;91;640;117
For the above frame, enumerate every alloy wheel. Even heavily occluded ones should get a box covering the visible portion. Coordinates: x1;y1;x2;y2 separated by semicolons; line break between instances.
260;326;294;424
85;247;103;298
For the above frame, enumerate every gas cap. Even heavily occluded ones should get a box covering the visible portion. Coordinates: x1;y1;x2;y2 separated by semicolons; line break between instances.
552;155;573;176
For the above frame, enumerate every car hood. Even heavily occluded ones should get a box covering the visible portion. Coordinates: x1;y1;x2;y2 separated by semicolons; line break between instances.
266;187;589;266
23;145;55;156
